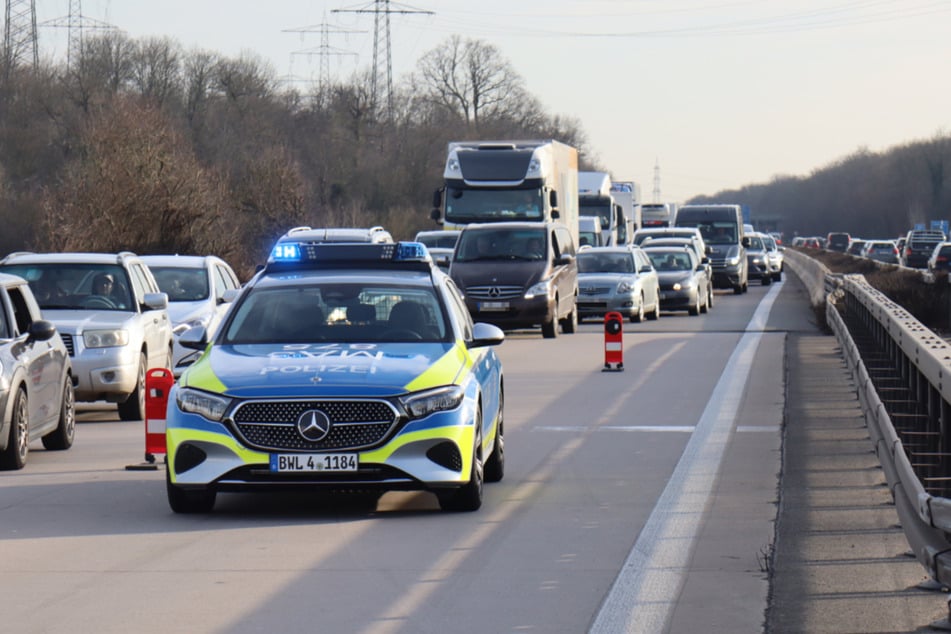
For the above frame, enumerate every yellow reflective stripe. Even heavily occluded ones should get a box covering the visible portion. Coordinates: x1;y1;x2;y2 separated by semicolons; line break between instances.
181;355;227;393
167;428;266;462
403;340;471;392
361;424;475;470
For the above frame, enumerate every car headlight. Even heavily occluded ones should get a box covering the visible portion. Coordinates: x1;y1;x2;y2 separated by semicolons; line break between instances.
672;277;694;292
617;280;636;294
176;387;231;422
727;255;741;266
751;257;764;264
400;385;465;419
83;329;129;348
524;279;552;300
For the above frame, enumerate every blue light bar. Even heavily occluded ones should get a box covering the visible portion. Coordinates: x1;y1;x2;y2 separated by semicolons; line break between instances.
271;243;302;262
265;240;433;269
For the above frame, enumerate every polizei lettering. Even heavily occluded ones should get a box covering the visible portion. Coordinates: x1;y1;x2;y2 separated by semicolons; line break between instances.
261;345;383;375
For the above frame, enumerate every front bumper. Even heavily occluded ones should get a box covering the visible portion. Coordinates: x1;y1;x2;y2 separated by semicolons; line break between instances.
576;292;637;319
166;399;492;493
463;294;554;330
658;287;698;311
70;346;140;402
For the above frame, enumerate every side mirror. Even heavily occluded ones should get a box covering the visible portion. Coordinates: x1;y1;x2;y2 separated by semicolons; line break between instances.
143;292;168;310
638;265;653;274
468;322;505;348
554;254;574;266
432;188;442;208
28;319;56;342
430;208;443;224
741;236;751;248
179;325;209;350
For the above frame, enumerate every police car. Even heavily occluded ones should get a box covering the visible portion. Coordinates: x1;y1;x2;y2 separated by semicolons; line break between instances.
165;238;505;513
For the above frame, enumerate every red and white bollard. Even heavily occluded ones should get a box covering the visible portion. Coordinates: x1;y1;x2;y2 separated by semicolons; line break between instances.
603;311;624;372
126;367;174;471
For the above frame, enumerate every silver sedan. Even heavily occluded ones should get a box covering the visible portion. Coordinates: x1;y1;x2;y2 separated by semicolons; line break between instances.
575;247;661;323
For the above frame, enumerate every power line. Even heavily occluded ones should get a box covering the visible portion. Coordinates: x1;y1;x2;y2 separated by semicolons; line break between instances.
332;0;433;117
283;12;362;94
40;0;118;72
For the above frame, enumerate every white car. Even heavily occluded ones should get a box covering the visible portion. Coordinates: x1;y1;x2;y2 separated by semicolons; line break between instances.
141;255;241;376
0;252;172;420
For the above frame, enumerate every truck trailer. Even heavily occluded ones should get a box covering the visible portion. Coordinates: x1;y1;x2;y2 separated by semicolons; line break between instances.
431;140;579;246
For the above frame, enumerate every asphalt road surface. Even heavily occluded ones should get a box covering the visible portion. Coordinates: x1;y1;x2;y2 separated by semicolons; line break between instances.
0;279;814;633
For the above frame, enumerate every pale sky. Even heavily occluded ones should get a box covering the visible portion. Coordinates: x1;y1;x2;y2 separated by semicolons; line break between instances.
32;0;951;203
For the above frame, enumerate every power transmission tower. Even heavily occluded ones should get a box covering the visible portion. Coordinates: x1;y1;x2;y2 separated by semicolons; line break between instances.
40;0;117;72
332;0;433;117
652;159;662;203
3;0;38;72
283;13;362;96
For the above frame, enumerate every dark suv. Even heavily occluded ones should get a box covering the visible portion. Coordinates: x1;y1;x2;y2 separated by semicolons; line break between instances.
901;229;946;268
450;221;578;338
826;232;851;252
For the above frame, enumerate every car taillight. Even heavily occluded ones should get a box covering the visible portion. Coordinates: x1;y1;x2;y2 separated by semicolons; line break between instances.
905;247;912;256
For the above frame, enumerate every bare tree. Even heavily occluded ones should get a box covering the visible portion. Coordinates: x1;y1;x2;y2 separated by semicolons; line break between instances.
416;35;527;130
128;37;182;108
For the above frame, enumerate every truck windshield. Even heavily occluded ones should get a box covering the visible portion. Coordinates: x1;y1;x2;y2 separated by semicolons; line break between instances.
580;202;612;230
679;221;737;245
445;187;542;223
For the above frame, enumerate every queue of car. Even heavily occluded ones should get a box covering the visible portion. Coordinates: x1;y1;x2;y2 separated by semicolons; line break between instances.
805;229;951;272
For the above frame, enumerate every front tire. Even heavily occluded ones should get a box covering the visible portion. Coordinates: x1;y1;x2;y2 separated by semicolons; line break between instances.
118;352;147;421
631;295;645;323
438;410;484;512
0;388;29;470
561;306;578;334
42;377;75;451
484;392;504;483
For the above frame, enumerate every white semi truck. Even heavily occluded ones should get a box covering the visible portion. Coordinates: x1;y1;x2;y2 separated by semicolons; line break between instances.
431;139;579;246
578;172;638;246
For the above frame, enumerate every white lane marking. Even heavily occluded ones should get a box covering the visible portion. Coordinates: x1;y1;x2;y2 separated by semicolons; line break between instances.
590;283;783;634
535;426;695;433
736;425;780;433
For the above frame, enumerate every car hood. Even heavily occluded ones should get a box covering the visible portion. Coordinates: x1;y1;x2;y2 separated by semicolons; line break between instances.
166;300;213;326
450;260;547;289
655;271;696;283
180;341;468;398
42;309;137;334
707;244;740;259
578;273;632;287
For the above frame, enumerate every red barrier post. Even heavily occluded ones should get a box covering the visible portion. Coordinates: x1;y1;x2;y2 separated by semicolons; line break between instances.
144;368;174;463
604;311;624;372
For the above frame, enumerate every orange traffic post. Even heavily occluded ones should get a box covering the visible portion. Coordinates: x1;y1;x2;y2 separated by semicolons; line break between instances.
603;311;624;372
126;368;174;471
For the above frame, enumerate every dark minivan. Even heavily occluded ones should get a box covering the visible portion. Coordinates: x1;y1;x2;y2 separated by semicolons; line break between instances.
449;221;578;338
674;204;749;294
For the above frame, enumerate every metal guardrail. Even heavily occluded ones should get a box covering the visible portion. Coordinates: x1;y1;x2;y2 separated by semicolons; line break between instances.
785;249;951;594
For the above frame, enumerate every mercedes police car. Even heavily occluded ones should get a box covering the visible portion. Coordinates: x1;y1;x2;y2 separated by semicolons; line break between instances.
165;237;505;513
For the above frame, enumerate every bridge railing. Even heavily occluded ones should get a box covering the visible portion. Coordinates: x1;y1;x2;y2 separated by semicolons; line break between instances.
785;249;951;586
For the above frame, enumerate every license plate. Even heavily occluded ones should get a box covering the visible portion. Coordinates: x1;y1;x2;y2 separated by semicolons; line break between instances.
479;301;509;311
270;453;358;472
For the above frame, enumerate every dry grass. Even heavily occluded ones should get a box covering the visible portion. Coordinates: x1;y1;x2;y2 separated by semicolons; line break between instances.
794;248;951;332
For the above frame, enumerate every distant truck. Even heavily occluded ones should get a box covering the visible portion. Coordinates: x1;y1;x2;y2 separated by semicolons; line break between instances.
431;139;579;246
578;172;634;246
610;180;640;242
641;202;676;228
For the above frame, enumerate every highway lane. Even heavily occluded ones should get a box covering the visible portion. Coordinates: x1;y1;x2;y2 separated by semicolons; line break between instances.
0;280;812;633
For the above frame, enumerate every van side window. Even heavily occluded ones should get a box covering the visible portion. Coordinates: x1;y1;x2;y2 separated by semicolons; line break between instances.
7;286;34;335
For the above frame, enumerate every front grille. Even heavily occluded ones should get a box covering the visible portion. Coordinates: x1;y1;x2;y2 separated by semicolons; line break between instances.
579;286;612;296
465;285;524;300
61;334;74;356
578;301;608;310
231;399;399;452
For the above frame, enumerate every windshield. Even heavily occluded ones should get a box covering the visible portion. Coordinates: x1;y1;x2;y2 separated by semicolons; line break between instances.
748;236;764;250
580;203;611;229
223;283;448;344
646;250;693;272
0;263;134;311
578;252;635;274
455;228;547;262
444;187;543;223
679;221;737;245
416;234;459;249
149;266;210;302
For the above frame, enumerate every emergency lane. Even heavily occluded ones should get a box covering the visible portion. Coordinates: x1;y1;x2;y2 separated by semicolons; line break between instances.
0;282;795;634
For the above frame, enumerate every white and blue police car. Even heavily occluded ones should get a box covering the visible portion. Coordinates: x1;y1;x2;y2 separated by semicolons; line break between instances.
165;238;505;513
